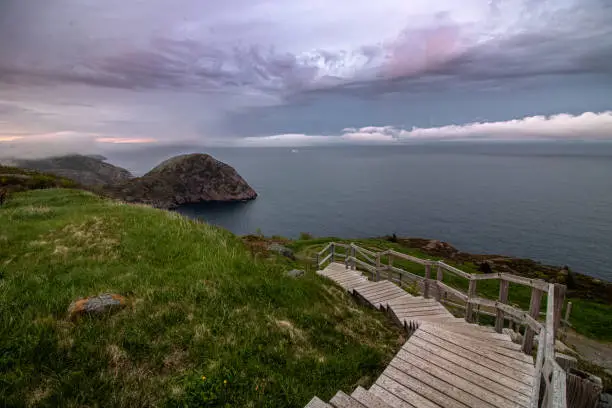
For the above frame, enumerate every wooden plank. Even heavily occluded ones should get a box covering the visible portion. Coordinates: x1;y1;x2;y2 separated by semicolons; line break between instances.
496;280;510;333
387;266;424;282
530;331;545;408
319;253;332;266
352;244;377;257
386;249;429;265
392;305;447;313
418;325;535;373
412;330;535;385
369;384;420;408
471;273;503;281
439;262;472;280
501;273;549;292
418;324;534;365
384;365;472;408
366;288;409;303
317;243;332;256
551;364;567;408
466;279;477;323
419;323;523;352
329;390;367;408
553;283;566;339
394;350;523;408
376;374;443;408
523;288;543;355
397;309;452;318
424;263;432;299
408;336;533;396
305;396;332;408
351;386;393;408
356;284;400;297
437;282;469;302
402;343;531;408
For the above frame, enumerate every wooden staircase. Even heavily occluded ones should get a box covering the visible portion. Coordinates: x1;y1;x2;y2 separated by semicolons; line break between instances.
308;262;538;408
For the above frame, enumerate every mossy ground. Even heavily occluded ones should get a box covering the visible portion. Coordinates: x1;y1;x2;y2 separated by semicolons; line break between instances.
0;190;403;407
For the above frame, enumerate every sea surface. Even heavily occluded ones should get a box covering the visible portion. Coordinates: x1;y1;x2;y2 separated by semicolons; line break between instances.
110;142;612;280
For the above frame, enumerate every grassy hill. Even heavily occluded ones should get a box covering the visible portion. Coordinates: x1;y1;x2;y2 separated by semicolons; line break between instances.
0;189;402;407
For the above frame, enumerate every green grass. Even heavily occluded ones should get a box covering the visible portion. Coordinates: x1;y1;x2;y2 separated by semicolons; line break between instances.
288;238;612;342
0;189;403;407
0;165;79;193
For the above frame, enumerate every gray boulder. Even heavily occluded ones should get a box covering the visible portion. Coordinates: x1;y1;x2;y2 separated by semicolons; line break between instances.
287;269;305;278
68;293;127;320
268;243;295;260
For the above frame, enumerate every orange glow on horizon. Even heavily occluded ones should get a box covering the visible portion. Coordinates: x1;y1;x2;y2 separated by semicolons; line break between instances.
95;137;156;144
0;136;24;142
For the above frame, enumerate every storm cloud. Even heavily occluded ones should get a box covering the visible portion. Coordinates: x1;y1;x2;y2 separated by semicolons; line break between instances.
0;0;611;150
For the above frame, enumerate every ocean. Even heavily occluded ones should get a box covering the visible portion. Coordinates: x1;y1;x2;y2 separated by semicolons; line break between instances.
109;142;612;280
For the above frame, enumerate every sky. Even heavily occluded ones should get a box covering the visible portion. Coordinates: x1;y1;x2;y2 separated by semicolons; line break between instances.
1;0;611;157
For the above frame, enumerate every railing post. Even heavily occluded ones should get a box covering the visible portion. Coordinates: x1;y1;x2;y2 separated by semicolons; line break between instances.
466;279;477;323
375;253;381;281
522;288;543;354
496;279;510;333
553;283;566;340
388;253;393;280
435;264;443;302
424;263;431;299
330;243;335;263
350;245;356;270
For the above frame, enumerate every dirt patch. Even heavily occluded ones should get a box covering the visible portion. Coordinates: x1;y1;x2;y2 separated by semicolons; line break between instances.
565;330;612;371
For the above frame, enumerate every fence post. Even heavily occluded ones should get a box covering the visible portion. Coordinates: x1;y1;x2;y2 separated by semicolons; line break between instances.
435;264;443;302
466;279;477;323
375;253;381;281
495;279;510;333
553;283;566;340
330;243;335;263
522;288;543;354
388;253;394;280
350;245;356;270
424;263;431;299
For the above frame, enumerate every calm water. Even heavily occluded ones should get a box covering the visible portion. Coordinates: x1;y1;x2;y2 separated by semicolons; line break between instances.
113;143;612;280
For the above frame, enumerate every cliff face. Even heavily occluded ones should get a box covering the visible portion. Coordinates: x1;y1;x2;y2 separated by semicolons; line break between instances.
14;155;132;186
104;153;257;208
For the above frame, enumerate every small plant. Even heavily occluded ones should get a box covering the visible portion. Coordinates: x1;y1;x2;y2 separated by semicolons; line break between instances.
255;227;263;238
299;232;313;240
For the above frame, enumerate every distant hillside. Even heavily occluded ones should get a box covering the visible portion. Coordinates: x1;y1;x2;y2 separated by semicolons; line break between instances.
12;154;132;186
0;165;80;193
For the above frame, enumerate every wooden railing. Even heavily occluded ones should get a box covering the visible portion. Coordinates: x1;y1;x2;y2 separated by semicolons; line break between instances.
316;242;568;408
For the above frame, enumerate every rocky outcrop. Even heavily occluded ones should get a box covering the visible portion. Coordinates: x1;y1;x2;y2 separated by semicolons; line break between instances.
103;153;257;209
14;154;132;186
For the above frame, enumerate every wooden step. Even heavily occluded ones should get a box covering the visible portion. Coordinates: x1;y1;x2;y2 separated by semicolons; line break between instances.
350;386;393;408
329;390;367;408
305;396;333;408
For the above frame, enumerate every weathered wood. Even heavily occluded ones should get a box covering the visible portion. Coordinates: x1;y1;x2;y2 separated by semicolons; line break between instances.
376;253;381;281
438;261;472;280
523;288;543;355
350;246;356;270
402;343;531;407
496;280;510;333
305;396;332;408
553;283;566;339
329;390;366;408
435;264;443;301
437;282;468;302
564;301;572;324
351;386;393;408
530;331;546;408
395;349;522;408
466;279;477;323
330;243;336;262
551;364;566;408
412;330;535;385
317;243;332;256
385;249;430;265
388;254;394;281
387;265;424;282
501;273;549;292
319;253;332;267
470;273;503;281
370;380;423;408
408;336;533;396
424;263;431;299
384;365;474;408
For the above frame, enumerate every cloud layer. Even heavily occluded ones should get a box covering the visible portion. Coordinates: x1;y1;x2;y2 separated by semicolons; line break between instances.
239;111;612;146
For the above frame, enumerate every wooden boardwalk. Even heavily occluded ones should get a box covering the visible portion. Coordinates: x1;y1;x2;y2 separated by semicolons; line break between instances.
307;262;538;408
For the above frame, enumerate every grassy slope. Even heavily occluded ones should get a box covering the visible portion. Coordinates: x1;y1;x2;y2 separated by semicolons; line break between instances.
0;190;402;407
288;238;612;342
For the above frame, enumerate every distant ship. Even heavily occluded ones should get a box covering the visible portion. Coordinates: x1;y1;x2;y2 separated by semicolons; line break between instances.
291;149;299;153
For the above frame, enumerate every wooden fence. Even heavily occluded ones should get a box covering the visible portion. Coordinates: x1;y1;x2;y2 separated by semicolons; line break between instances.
316;242;568;408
